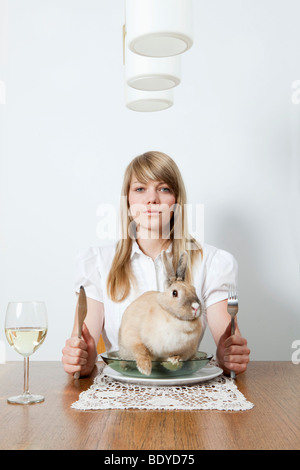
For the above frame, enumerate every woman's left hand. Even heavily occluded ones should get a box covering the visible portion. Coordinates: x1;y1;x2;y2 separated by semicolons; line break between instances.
216;321;250;375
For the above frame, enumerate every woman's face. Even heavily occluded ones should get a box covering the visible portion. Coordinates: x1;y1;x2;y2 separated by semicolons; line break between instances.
128;175;176;239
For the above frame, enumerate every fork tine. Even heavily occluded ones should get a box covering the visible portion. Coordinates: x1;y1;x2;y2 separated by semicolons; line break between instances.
228;284;238;301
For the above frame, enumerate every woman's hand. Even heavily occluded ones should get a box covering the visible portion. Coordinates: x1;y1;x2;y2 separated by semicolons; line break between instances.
216;321;250;375
62;323;97;377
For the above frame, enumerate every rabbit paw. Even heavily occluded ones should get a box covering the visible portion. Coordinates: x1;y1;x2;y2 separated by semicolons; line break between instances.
137;357;152;376
167;355;181;365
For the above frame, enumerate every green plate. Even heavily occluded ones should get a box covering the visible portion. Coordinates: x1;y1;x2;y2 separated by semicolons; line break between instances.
100;351;213;379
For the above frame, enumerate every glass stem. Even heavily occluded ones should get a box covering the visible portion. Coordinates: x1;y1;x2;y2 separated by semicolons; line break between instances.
23;357;30;395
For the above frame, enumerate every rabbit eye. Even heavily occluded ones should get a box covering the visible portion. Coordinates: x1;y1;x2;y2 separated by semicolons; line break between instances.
172;290;178;297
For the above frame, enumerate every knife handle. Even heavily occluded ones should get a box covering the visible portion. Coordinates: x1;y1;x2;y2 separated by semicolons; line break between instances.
73;333;82;380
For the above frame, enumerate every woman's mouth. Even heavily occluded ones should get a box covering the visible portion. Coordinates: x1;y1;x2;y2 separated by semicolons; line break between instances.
144;210;161;215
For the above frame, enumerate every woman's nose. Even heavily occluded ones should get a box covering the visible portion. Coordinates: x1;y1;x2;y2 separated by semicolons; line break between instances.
146;188;160;204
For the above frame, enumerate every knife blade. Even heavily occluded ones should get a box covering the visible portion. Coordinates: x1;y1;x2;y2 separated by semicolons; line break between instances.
74;285;87;379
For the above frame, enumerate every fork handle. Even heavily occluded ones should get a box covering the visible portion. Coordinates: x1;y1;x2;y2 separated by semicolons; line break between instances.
230;316;236;379
231;315;235;336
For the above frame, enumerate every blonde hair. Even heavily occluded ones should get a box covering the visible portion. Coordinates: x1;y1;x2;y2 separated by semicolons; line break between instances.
107;151;203;302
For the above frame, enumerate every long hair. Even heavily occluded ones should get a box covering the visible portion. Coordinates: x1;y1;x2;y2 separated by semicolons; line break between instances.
107;151;203;302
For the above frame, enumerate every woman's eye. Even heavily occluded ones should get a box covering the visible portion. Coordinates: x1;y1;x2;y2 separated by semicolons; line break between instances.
135;187;145;192
160;187;170;192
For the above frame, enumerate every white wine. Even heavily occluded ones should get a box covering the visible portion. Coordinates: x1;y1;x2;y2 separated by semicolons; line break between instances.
5;327;47;357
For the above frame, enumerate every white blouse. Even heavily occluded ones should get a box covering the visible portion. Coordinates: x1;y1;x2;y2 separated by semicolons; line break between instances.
74;241;238;352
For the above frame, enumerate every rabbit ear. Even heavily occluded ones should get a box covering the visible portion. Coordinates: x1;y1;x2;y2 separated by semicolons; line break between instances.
176;251;188;281
162;250;176;285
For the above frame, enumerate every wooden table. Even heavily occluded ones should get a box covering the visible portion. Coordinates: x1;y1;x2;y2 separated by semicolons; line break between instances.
0;361;299;450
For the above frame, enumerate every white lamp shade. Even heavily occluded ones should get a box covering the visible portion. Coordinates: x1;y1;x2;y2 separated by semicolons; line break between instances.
125;86;174;112
125;0;193;58
125;48;181;91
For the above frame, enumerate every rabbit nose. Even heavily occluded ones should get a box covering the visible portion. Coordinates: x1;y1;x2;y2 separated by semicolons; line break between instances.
192;302;200;317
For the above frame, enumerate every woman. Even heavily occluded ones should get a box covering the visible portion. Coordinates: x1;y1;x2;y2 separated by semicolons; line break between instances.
62;151;250;377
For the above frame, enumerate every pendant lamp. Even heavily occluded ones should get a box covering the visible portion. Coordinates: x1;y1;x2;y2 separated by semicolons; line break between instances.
125;0;193;58
125;85;173;112
125;46;181;91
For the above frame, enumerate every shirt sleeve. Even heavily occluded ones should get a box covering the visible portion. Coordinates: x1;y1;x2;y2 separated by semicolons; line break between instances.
74;247;104;302
203;249;238;308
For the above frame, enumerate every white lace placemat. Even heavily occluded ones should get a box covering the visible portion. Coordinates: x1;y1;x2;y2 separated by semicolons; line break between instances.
71;363;254;412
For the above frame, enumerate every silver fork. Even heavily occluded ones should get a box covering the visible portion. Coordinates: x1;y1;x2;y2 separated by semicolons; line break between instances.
227;285;238;379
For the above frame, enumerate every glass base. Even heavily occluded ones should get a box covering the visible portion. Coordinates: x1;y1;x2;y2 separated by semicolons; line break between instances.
7;393;45;404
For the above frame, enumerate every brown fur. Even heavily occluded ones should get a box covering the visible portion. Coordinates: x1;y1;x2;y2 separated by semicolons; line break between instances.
118;252;203;375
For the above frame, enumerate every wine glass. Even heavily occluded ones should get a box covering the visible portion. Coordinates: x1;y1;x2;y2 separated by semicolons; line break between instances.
5;301;48;404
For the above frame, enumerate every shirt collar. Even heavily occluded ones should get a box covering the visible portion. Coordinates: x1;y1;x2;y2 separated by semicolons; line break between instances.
130;240;172;260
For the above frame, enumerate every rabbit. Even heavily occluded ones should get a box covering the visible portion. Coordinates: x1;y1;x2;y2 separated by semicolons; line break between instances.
118;250;203;376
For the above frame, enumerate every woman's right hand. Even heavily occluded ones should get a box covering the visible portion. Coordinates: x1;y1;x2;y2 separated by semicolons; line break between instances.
62;323;97;377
